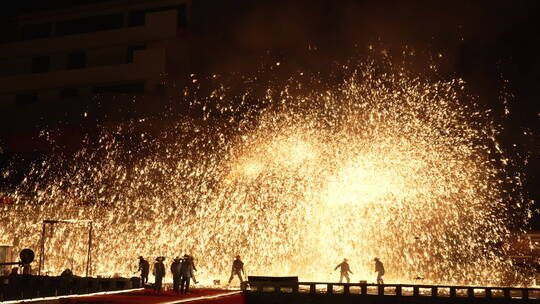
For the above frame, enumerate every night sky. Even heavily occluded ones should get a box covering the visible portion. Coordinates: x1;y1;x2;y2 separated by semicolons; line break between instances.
1;0;539;228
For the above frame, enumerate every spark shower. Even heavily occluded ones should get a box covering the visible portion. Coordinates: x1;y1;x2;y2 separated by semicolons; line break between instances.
0;59;529;285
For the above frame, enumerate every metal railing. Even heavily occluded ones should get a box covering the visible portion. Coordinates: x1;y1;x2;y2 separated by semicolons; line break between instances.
0;276;137;302
247;281;540;300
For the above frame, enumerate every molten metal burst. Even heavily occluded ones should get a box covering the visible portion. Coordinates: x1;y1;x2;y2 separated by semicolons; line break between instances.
0;62;529;286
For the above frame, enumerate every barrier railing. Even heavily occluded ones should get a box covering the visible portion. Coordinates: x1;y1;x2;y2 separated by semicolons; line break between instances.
246;281;540;300
0;275;139;302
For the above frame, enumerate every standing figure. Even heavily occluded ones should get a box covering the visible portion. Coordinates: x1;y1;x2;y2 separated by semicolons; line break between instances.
334;258;353;283
138;256;150;284
189;255;199;284
22;263;32;275
7;267;19;285
373;257;385;285
171;257;182;293
228;255;245;284
153;257;166;293
180;254;194;294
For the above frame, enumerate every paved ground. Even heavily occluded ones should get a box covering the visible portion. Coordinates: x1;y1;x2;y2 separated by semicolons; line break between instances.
56;289;245;304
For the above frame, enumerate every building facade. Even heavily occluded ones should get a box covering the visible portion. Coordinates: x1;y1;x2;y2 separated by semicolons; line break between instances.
0;0;191;152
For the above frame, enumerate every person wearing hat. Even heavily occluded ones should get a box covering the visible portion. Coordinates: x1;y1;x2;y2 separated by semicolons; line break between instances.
373;257;385;284
228;255;245;285
138;256;150;285
171;257;182;293
153;257;166;293
180;254;195;294
334;258;353;283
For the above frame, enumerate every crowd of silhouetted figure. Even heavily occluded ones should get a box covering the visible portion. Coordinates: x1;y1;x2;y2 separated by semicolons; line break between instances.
135;254;382;294
334;257;385;284
137;254;245;294
3;254;385;295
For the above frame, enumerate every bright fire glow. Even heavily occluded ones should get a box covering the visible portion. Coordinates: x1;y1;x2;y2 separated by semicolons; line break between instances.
0;61;530;286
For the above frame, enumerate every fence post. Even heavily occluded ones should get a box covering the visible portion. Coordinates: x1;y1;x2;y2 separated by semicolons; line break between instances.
467;287;474;298
360;284;367;295
522;288;529;300
378;285;384;296
485;288;492;298
449;287;456;298
344;284;350;294
431;286;437;297
396;285;402;296
309;284;316;294
503;288;510;299
413;286;419;297
327;284;333;295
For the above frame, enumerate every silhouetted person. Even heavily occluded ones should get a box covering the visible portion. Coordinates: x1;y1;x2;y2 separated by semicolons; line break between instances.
60;268;74;294
180;254;194;294
7;267;20;287
171;257;182;293
189;255;199;284
228;255;244;284
374;257;384;284
138;256;150;284
153;257;165;293
334;258;353;283
22;263;32;275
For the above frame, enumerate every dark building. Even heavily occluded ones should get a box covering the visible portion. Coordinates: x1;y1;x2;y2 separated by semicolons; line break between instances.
0;0;191;153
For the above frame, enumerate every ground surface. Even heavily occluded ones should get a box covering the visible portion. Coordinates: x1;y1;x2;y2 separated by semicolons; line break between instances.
58;288;245;304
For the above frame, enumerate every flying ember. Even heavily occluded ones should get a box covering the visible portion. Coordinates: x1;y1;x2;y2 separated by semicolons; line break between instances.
0;61;529;286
